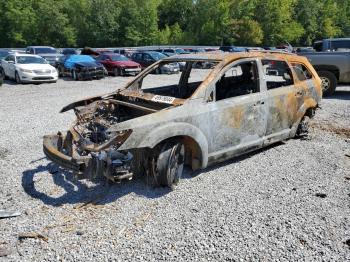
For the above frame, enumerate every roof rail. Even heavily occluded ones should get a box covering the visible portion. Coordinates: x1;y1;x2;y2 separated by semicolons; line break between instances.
250;50;295;55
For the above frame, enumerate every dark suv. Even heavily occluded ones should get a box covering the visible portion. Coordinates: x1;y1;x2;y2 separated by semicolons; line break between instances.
219;46;247;52
131;51;180;74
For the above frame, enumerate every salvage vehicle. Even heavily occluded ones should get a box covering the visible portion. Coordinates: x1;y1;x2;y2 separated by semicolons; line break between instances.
1;54;58;84
131;51;180;74
58;55;106;80
95;53;141;76
26;46;63;66
43;52;322;189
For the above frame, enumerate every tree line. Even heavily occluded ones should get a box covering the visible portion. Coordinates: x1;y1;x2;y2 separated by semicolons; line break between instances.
0;0;349;48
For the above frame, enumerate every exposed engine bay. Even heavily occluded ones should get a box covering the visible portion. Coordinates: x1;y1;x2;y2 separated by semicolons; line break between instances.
48;91;178;182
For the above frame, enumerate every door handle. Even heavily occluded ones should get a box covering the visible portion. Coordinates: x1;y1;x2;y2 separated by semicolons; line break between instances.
254;100;265;106
296;90;303;96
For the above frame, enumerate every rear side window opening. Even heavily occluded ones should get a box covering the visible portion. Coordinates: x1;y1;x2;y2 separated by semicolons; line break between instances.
262;59;294;90
291;63;313;81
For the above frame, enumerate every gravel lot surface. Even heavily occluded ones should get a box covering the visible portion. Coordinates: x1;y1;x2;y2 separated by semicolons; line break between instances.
0;76;349;261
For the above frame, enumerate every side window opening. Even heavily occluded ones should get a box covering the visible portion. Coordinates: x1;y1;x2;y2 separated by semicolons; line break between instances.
291;63;313;81
262;59;293;90
215;61;259;101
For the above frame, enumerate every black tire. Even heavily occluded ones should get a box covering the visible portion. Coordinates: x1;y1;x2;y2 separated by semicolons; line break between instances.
72;69;78;80
155;68;161;74
318;71;337;97
296;116;310;137
15;71;21;84
0;67;4;84
153;142;185;189
113;68;119;76
58;66;64;77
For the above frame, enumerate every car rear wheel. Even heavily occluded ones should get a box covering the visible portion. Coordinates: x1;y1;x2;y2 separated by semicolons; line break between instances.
15;71;22;84
318;71;337;96
151;142;185;189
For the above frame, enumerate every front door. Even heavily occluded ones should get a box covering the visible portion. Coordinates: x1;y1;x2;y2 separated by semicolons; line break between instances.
206;59;268;164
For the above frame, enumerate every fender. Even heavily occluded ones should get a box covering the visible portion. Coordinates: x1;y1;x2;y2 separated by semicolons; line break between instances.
290;97;317;136
138;122;209;168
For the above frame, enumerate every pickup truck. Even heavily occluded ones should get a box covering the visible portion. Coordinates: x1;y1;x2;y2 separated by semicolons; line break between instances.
302;51;350;96
313;38;350;52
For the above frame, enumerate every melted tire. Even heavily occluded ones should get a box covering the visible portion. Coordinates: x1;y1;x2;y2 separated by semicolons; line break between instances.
154;142;185;189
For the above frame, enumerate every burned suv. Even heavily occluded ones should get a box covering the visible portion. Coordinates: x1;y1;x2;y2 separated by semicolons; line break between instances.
43;52;322;188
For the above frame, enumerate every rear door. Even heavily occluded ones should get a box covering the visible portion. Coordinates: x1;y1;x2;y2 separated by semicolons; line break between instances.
261;59;299;144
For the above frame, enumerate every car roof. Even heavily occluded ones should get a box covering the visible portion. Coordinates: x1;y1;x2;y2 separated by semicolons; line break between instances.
162;51;302;63
27;46;55;48
10;53;42;58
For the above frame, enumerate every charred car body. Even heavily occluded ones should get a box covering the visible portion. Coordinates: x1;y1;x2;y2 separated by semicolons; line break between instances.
43;52;322;188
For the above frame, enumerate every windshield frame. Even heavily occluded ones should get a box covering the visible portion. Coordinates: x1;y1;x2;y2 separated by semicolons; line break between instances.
16;56;48;64
34;47;57;54
109;55;130;62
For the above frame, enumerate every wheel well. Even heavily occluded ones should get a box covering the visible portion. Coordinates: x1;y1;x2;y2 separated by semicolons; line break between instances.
304;107;316;118
154;136;203;171
313;65;339;80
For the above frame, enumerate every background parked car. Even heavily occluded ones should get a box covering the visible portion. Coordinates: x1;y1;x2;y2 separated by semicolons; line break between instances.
95;53;141;76
59;55;106;80
131;51;180;74
61;48;79;55
155;48;189;56
26;46;63;66
1;54;58;84
219;46;247;52
0;49;26;59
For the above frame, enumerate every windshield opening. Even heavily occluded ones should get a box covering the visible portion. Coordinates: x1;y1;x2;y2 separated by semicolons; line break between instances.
110;55;129;62
150;52;167;60
17;56;47;64
35;48;57;54
135;60;218;100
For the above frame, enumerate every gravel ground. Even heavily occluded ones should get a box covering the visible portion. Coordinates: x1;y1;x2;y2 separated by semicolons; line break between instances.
0;77;349;261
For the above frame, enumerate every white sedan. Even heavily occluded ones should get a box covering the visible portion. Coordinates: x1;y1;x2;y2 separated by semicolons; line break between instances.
1;54;58;84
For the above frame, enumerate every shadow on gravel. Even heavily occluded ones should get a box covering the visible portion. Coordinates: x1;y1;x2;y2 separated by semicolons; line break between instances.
187;141;286;179
22;141;287;206
2;79;17;86
323;89;350;101
22;163;171;207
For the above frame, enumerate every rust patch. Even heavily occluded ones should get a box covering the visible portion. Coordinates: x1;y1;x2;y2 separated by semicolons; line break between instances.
226;106;244;129
310;122;350;138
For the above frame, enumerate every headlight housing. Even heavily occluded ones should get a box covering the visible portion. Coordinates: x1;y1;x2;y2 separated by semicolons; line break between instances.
20;68;32;73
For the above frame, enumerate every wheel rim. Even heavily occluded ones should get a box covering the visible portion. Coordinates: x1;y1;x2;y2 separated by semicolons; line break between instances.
72;70;76;79
167;144;185;186
320;77;330;92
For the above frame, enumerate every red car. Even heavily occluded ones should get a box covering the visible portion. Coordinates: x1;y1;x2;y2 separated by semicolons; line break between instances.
95;53;141;76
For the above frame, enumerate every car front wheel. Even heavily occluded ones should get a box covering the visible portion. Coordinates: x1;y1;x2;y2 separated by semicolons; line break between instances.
151;142;185;189
15;71;22;84
72;69;78;80
113;68;119;76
